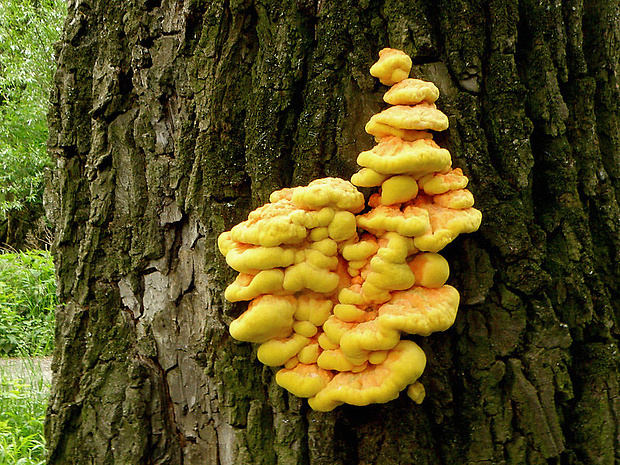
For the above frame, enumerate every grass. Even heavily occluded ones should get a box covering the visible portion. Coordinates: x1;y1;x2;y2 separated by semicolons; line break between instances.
0;249;56;356
0;359;49;465
0;249;56;463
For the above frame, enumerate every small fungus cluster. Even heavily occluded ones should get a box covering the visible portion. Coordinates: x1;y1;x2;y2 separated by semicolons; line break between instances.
218;48;482;412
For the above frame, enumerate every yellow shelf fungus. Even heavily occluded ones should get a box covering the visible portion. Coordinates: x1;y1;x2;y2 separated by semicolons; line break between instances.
369;48;413;86
379;175;419;205
218;48;482;411
356;136;452;175
367;103;450;133
383;78;440;105
228;295;296;343
309;340;427;412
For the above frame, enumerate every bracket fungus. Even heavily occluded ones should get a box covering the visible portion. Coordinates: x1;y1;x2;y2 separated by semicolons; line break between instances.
218;48;482;411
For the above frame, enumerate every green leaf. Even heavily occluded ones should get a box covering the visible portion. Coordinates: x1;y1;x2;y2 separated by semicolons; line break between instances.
0;0;67;219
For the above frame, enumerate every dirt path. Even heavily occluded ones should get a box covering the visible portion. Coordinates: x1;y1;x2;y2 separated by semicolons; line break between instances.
0;357;52;383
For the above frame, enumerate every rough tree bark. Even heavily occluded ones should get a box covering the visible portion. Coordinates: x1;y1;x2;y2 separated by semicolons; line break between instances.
45;0;620;463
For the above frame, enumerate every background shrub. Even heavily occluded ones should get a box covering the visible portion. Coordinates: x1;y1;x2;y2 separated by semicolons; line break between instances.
0;360;49;464
0;250;56;356
0;0;66;250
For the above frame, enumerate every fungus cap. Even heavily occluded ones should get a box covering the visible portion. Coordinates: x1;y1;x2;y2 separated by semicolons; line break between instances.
341;235;379;262
283;261;340;294
367;103;449;133
318;332;339;350
310;238;339;256
377;285;460;336
230;200;308;247
308;340;427;412
217;231;235;256
229;295;296;343
357;204;430;237
365;121;432;142
364;256;416;292
322;315;358;345
257;333;310;366
338;284;367;306
407;382;426;404
290;177;365;213
301;248;339;270
418;168;469;195
376;232;417;263
293;320;319;338
293;293;334;326
224;269;285;302
433;189;475;209
383;79;440;105
309;227;330;242
288;207;336;229
410;200;482;252
369;48;413;86
338;319;401;360
225;243;296;274
368;350;389;365
359;280;392;303
317;348;357;372
297;341;321;364
408;252;450;288
334;303;368;322
350;168;389;187
328;211;358;242
356;137;451;176
380;175;419;205
276;364;333;398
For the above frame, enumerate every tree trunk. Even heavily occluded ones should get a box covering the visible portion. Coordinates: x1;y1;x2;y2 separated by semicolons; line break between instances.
45;0;620;463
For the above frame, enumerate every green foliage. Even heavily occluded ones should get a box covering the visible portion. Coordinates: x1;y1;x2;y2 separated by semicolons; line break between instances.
0;0;66;218
0;250;56;356
0;361;49;465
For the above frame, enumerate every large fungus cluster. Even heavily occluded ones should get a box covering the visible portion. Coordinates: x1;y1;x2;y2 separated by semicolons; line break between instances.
218;48;482;412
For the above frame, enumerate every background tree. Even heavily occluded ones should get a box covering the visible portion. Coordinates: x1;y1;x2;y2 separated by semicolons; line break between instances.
45;0;620;463
0;0;66;249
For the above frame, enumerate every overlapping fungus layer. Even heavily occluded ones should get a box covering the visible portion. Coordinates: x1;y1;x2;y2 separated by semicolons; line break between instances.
218;48;482;412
